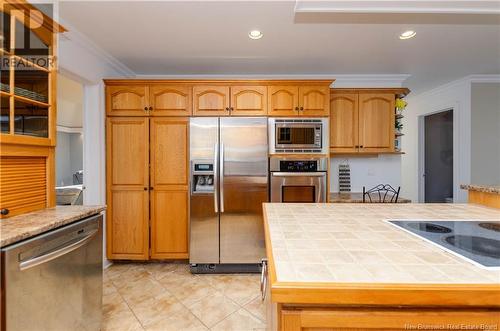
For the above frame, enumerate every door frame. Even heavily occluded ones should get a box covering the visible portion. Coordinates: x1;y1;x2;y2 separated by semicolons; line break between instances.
418;107;457;203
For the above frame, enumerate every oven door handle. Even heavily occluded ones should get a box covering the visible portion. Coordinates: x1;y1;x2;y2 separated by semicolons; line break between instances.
272;172;326;177
19;229;98;271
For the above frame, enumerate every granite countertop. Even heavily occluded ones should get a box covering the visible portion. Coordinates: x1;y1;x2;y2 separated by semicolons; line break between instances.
461;184;500;195
330;192;411;203
0;205;106;247
264;203;500;285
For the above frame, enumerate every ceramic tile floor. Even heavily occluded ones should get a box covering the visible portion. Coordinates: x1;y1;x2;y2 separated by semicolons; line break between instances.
103;262;266;331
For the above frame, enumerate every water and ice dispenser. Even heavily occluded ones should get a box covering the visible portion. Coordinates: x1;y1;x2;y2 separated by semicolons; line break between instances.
191;161;215;194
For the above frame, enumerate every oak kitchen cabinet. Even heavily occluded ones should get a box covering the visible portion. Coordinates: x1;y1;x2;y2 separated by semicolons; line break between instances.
106;84;192;117
106;117;189;260
193;85;268;116
330;89;409;154
0;3;65;218
268;85;330;117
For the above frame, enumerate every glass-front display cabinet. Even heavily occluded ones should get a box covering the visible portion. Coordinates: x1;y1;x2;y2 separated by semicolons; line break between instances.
0;2;65;218
1;4;64;145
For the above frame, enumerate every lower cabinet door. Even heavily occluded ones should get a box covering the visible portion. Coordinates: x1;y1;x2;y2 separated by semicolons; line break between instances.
108;188;150;260
150;189;189;259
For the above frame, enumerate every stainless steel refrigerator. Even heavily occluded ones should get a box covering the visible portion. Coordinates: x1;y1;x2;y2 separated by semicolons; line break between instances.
190;117;268;273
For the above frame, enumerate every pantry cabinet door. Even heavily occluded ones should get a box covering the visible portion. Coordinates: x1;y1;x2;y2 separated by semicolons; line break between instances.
193;86;230;116
106;117;149;260
358;93;395;153
106;85;149;116
150;118;189;258
330;93;359;153
299;86;330;117
230;86;267;116
268;86;299;116
150;85;192;116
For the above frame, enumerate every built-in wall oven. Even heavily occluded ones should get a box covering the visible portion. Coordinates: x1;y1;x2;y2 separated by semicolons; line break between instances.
268;118;329;154
270;156;328;203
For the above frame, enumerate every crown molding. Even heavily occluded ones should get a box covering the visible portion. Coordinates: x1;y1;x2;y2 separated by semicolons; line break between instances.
330;74;411;88
295;1;500;14
57;18;135;78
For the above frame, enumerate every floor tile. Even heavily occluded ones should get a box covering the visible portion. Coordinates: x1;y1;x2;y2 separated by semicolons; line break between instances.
130;291;185;327
189;291;240;328
144;306;208;331
243;296;266;322
210;308;266;331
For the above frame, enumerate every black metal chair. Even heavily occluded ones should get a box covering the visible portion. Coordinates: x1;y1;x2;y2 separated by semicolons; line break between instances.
363;184;400;203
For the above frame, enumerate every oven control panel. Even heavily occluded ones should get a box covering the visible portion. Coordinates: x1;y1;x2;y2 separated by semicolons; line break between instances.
279;160;318;172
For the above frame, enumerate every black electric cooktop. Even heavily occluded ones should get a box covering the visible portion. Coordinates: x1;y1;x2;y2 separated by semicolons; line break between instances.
389;220;500;268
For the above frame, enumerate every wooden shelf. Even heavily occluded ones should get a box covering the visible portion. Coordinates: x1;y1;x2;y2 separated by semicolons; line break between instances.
13;94;50;107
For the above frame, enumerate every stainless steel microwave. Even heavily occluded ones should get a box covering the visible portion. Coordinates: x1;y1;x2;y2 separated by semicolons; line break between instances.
268;118;329;154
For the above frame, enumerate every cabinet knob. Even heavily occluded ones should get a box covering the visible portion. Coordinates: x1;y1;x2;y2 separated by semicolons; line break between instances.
1;208;9;216
144;187;148;191
295;107;299;111
149;106;153;111
230;107;234;111
300;107;304;111
225;107;230;111
360;145;364;148
144;107;148;111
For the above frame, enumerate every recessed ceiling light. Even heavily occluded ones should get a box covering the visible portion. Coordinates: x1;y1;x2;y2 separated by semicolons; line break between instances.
248;30;263;40
399;30;416;40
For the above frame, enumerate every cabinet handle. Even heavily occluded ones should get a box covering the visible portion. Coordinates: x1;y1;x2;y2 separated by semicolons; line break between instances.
1;208;9;216
230;107;234;111
144;187;148;191
360;145;364;148
295;106;299;111
260;259;268;301
144;107;148;111
300;106;304;111
150;187;154;190
225;107;230;111
148;106;153;111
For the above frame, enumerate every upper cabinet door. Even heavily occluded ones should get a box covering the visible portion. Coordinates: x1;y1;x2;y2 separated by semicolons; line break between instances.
268;86;299;116
230;86;267;116
330;93;359;153
358;93;395;153
106;85;149;116
299;86;330;117
150;85;192;116
193;86;230;116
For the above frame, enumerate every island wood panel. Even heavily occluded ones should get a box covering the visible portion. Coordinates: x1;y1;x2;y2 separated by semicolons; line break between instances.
268;86;299;116
150;85;192;116
193;85;230;116
280;307;500;331
329;93;358;153
150;118;189;258
358;93;395;153
106;117;149;259
299;86;330;117
106;85;149;116
230;86;267;116
468;190;500;209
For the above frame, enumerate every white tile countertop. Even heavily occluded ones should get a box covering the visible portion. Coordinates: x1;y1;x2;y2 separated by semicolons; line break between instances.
263;203;500;285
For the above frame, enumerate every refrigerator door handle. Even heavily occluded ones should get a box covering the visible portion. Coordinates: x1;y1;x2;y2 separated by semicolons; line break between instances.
213;143;219;213
220;142;225;213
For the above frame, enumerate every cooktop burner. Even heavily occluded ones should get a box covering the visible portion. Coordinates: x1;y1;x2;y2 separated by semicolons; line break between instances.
406;222;452;233
479;222;500;233
444;235;500;258
388;220;500;268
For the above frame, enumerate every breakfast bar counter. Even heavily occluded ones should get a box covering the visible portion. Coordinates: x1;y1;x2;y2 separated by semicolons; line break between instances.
461;184;500;209
262;203;500;330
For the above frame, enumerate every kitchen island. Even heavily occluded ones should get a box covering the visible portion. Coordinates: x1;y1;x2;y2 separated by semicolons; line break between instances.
262;203;500;330
461;184;500;209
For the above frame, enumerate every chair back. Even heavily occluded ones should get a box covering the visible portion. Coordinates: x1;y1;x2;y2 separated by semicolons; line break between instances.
363;184;400;203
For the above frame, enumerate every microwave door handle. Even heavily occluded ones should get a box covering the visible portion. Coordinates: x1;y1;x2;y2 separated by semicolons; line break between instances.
220;142;225;213
213;143;219;213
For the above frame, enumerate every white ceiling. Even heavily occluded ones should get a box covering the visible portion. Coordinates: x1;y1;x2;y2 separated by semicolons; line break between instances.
58;1;500;93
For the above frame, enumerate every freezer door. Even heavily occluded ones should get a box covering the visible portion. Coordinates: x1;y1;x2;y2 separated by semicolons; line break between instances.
189;117;220;264
220;117;268;263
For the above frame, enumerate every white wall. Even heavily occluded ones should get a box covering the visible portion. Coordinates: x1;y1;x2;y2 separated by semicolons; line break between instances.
471;83;500;186
57;74;83;128
55;131;83;186
330;155;402;193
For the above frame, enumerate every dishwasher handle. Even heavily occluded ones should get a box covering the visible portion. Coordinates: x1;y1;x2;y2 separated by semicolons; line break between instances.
19;229;98;271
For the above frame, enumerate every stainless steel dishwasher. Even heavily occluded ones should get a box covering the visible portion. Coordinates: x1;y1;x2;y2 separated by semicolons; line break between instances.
1;214;103;331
